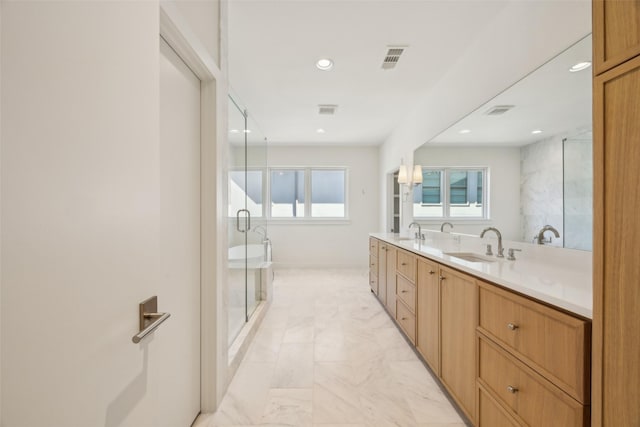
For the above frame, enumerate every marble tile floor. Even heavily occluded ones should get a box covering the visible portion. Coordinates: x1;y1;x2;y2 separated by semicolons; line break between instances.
194;269;468;427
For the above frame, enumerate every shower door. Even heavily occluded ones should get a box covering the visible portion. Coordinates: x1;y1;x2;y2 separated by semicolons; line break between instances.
228;94;267;346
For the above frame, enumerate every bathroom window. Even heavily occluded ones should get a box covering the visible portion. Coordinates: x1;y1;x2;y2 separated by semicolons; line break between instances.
311;169;346;217
270;169;306;217
228;169;264;217
413;167;488;219
268;167;348;219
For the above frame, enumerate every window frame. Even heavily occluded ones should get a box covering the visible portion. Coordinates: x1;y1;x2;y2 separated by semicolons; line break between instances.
266;166;349;222
413;167;489;220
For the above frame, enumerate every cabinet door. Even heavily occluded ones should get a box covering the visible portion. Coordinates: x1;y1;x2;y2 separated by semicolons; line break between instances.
378;243;388;305
440;265;478;423
594;0;640;73
593;54;640;426
386;246;397;317
416;258;439;374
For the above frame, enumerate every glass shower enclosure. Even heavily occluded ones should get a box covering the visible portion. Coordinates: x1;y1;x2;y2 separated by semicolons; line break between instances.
228;93;268;346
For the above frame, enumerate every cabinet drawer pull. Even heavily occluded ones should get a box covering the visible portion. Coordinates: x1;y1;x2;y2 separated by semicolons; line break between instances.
506;385;519;394
401;290;407;293
439;276;446;281
507;323;519;331
401;262;407;266
401;317;407;321
429;270;435;275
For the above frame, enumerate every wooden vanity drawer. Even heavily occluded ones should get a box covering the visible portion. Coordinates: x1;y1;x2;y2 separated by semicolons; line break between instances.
396;250;416;283
396;299;416;344
478;384;521;427
478;283;590;403
369;271;378;295
369;254;378;276
396;274;416;312
369;237;379;254
478;336;587;427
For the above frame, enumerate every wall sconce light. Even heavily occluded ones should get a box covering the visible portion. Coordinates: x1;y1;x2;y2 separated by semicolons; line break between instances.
398;164;423;186
398;164;423;200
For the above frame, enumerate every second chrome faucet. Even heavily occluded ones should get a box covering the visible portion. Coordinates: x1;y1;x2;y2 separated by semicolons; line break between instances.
480;227;504;258
408;222;424;240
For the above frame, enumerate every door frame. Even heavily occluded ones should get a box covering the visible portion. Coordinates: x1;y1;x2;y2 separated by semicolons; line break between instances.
159;3;228;412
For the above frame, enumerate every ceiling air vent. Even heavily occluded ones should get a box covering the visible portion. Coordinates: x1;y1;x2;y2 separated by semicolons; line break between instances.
318;104;338;115
485;105;515;116
382;46;406;70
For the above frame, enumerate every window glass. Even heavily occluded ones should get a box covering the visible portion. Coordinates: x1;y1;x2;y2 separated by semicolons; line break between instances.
228;170;263;217
413;169;444;217
413;167;487;219
311;170;345;217
449;169;484;218
270;169;305;217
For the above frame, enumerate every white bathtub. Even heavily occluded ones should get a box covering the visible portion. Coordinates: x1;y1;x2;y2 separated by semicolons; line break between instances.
228;244;266;269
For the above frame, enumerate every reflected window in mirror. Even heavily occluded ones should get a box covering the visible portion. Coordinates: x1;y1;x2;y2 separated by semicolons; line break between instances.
413;167;488;220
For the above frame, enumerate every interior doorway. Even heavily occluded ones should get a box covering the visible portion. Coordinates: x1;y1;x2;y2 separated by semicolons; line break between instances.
388;170;401;233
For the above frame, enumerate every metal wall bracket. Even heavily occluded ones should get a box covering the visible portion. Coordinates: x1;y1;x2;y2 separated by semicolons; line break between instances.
132;296;171;344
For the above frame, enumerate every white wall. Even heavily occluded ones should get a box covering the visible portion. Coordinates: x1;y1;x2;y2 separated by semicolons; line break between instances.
413;146;521;240
165;0;220;66
261;146;379;268
379;1;591;232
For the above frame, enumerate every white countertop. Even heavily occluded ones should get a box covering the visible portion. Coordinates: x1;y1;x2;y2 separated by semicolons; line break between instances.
371;232;593;319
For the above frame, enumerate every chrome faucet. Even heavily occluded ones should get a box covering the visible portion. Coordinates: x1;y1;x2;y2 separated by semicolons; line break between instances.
440;222;454;233
408;222;423;240
480;227;504;257
251;225;271;261
536;225;560;245
252;225;267;239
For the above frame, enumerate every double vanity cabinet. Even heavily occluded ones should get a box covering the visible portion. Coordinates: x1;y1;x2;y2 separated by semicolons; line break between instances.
369;234;592;427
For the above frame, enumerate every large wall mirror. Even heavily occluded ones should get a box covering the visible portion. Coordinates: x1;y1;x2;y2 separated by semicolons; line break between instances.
413;34;592;251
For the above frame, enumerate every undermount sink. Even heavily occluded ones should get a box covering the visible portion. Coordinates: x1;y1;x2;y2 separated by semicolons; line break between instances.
444;252;496;263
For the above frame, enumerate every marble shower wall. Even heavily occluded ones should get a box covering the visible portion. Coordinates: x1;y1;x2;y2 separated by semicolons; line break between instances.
520;136;564;247
563;138;593;251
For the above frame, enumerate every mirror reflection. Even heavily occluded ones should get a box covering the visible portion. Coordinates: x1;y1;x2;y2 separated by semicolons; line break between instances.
413;34;592;250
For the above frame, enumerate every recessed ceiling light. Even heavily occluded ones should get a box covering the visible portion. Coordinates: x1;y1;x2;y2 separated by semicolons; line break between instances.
459;129;471;134
316;128;326;134
243;129;252;134
316;58;334;71
532;129;543;134
230;129;240;133
569;61;591;72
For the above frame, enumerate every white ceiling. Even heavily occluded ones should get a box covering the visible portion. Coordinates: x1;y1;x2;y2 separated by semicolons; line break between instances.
228;0;512;146
428;34;592;147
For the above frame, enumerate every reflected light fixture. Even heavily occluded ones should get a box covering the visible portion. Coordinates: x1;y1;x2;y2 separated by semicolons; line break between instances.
459;129;471;134
316;128;326;134
412;165;423;185
243;129;252;133
531;129;543;135
316;58;334;71
569;61;591;72
230;129;240;133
